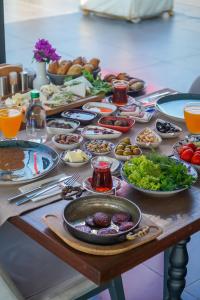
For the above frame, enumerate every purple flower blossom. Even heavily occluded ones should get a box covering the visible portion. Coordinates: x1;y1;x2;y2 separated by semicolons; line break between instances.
33;39;61;63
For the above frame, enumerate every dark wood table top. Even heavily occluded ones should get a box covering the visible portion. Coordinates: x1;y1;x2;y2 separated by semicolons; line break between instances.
10;84;200;285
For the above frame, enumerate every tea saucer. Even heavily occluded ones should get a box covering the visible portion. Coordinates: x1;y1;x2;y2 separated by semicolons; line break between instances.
82;176;121;195
103;95;136;106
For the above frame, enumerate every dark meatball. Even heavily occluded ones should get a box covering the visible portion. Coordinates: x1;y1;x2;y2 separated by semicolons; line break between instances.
93;212;111;227
85;216;95;227
75;225;91;233
97;228;118;235
119;222;134;232
112;212;132;225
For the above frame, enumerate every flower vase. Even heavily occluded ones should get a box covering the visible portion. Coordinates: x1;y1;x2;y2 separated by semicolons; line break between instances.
33;62;49;89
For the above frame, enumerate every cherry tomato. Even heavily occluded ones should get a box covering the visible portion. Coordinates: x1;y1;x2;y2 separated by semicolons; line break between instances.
186;143;196;151
180;148;194;162
191;153;200;165
178;146;190;155
195;147;200;152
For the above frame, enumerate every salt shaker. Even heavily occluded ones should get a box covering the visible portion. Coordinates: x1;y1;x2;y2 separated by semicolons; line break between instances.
9;72;18;94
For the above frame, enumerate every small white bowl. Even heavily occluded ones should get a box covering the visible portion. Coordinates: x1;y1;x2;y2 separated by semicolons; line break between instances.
155;119;182;139
82;102;117;116
136;127;162;149
52;134;83;150
60;149;92;167
47;119;80;135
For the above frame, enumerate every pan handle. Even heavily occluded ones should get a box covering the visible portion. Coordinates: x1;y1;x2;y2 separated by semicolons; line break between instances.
126;226;150;241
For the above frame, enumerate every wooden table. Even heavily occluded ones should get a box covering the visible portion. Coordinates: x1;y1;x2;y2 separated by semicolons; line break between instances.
9;85;199;300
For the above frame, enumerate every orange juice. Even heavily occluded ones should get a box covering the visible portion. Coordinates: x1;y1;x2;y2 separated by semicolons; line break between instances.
184;103;200;134
0;108;22;139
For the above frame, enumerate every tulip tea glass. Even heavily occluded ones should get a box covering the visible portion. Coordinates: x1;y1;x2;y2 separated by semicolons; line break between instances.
112;80;129;106
91;159;113;193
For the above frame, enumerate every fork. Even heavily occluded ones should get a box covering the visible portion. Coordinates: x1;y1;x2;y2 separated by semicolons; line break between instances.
16;173;80;206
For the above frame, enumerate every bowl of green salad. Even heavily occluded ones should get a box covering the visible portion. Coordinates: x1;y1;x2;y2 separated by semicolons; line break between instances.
121;153;197;197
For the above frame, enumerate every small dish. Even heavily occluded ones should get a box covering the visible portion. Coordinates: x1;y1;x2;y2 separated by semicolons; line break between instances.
82;176;121;195
82;126;122;140
61;109;97;125
91;156;120;174
84;140;115;156
105;95;136;106
136;128;162;149
52;133;83;150
82;102;117;116
60;149;92;167
155;119;182;139
117;109;155;123
98;116;135;133
114;139;142;161
47;118;80;135
173;136;200;172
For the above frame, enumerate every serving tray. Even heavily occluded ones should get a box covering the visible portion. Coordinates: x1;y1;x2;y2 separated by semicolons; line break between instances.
43;214;162;256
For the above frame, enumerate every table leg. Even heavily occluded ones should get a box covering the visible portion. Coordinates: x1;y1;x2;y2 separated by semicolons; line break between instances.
108;276;126;300
167;237;190;300
0;0;6;63
163;247;172;300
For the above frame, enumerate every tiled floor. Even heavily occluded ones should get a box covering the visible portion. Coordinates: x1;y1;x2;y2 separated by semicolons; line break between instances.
3;1;200;299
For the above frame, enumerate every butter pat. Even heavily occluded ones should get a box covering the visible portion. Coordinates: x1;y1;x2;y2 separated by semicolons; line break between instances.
64;150;88;163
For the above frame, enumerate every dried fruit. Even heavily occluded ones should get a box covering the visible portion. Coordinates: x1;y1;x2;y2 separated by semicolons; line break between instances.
112;212;132;225
119;222;135;231
93;212;111;227
97;228;118;235
75;225;91;233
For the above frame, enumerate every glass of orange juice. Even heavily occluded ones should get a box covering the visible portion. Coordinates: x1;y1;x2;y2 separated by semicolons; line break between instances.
184;102;200;134
0;107;22;139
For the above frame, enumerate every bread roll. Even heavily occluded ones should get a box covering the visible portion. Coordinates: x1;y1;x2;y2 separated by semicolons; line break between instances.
72;56;87;66
57;60;72;75
104;74;117;82
83;63;94;73
89;58;100;69
48;61;59;74
67;64;82;76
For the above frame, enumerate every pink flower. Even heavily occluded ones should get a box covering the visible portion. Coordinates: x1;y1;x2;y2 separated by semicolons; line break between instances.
33;39;61;63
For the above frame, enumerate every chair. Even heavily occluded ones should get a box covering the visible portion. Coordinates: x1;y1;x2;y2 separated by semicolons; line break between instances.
0;222;125;300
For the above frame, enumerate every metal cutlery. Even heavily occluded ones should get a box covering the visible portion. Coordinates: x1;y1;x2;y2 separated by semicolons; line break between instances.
16;173;80;206
8;175;71;202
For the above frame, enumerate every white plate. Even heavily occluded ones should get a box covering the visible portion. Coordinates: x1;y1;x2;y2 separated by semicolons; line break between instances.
121;161;198;197
60;149;92;167
155;119;182;139
52;134;83;150
84;140;115;156
91;156;120;174
136;127;162;149
47;119;80;135
82;126;122;140
173;136;200;172
82;102;117;116
82;176;121;195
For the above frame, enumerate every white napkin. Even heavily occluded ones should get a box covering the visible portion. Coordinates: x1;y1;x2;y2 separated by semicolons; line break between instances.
19;173;68;202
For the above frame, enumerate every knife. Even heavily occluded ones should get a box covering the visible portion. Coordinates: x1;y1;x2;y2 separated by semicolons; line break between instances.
8;175;71;202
